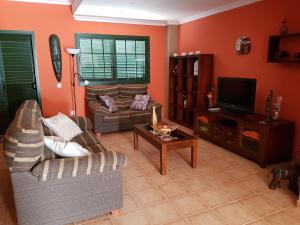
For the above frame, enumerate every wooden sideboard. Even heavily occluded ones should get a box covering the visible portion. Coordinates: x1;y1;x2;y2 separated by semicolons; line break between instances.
195;110;295;167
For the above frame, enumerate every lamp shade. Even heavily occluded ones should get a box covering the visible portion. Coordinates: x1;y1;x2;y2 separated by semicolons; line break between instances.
66;48;80;55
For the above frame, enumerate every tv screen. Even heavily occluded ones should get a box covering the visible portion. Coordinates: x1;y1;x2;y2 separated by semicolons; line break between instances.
217;77;256;114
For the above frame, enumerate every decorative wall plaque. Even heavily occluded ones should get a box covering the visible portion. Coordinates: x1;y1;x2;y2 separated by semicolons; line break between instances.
49;34;62;82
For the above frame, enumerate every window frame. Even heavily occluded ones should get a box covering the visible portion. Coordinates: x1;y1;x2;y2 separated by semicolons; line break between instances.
75;33;150;86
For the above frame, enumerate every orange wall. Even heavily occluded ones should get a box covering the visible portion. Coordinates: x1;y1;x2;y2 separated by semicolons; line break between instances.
179;0;300;157
0;1;166;117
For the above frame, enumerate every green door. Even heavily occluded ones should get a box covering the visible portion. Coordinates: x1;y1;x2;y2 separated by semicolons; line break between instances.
0;33;40;134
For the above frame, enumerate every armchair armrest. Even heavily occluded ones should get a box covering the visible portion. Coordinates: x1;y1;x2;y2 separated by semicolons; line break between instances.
71;116;93;130
147;99;162;111
32;151;126;182
88;100;111;117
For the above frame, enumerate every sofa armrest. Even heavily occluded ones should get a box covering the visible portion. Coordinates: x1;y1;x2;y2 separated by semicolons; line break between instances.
147;99;162;111
71;116;93;130
88;100;111;117
32;151;126;182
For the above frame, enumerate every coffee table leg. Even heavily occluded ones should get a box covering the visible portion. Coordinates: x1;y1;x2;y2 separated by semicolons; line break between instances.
160;146;167;175
191;141;198;168
134;129;138;150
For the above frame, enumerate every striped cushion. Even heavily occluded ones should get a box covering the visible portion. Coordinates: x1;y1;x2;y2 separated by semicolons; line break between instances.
88;100;111;117
71;116;93;130
32;151;127;181
114;97;132;111
86;85;119;101
119;84;148;98
4;100;44;172
71;130;99;148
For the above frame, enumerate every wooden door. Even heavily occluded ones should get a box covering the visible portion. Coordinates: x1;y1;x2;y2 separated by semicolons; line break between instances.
0;32;40;134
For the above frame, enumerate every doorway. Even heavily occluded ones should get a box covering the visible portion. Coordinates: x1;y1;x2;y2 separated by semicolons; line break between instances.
0;31;41;134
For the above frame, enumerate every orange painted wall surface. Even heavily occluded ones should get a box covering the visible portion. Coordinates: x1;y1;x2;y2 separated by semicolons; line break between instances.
179;0;300;157
0;1;166;117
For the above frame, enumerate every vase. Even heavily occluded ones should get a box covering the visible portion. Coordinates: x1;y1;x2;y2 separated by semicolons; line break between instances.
151;106;157;127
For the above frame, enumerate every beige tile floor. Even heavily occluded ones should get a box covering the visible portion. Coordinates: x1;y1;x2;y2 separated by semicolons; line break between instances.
0;131;300;225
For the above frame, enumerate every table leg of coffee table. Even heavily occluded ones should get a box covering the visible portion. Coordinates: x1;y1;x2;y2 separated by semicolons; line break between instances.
160;145;167;175
134;129;138;150
191;141;198;168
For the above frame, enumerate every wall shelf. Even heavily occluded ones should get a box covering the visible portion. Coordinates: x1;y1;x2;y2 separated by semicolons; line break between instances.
267;32;300;63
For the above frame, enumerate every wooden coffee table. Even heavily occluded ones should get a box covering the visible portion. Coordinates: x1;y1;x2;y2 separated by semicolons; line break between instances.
133;123;198;175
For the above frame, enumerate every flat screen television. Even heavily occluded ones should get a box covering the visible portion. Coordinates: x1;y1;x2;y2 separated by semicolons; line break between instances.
217;77;257;115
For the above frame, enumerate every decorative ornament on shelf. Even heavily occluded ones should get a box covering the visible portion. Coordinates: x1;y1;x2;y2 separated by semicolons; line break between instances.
49;34;62;83
264;89;274;123
235;36;251;55
207;84;215;109
279;17;288;36
272;96;283;120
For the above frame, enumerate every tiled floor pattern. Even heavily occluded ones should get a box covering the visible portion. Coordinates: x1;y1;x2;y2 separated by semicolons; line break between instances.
0;131;300;225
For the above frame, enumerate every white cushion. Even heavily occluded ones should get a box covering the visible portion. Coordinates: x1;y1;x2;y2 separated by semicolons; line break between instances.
44;136;91;157
43;112;82;141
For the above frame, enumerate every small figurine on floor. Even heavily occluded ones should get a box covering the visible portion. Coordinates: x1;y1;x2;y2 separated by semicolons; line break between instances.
268;165;299;194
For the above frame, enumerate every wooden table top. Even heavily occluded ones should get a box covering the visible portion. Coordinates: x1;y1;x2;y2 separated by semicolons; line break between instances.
133;123;196;145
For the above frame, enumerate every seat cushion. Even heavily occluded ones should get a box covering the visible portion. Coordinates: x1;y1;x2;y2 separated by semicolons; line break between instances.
130;110;151;119
71;130;99;148
103;110;131;122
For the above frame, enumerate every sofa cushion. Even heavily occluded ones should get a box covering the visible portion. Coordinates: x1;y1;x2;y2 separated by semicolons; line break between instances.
103;110;131;122
43;113;82;141
32;151;127;181
71;116;93;130
114;97;132;111
88;100;111;117
130;110;151;119
119;84;147;98
99;95;118;113
71;130;99;148
44;136;91;157
130;94;150;111
4;100;44;172
86;85;119;101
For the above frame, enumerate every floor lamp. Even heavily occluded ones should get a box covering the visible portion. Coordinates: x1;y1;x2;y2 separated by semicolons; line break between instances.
66;48;80;116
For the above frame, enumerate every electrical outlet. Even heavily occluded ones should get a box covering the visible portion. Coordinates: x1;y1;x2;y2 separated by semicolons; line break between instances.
70;110;75;116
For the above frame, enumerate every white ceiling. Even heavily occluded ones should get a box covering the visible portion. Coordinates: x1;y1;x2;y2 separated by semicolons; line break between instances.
12;0;261;25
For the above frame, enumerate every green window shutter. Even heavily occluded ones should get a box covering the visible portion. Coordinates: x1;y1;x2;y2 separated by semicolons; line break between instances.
79;36;114;81
76;34;149;85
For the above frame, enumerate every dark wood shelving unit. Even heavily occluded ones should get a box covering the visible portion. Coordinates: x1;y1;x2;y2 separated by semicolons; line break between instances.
169;55;214;129
267;32;300;63
195;110;295;167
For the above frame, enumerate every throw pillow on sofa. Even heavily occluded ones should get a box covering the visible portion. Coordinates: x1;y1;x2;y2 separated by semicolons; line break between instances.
99;95;118;113
130;94;150;111
43;112;82;141
44;136;91;157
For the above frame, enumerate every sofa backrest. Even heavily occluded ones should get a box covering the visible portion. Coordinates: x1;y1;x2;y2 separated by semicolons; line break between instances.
3;100;44;172
85;84;148;102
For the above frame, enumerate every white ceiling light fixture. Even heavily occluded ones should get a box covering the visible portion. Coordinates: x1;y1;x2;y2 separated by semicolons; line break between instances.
12;0;262;26
11;0;71;5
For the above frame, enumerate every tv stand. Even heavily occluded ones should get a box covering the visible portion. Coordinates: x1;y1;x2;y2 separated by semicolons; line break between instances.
195;110;295;167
